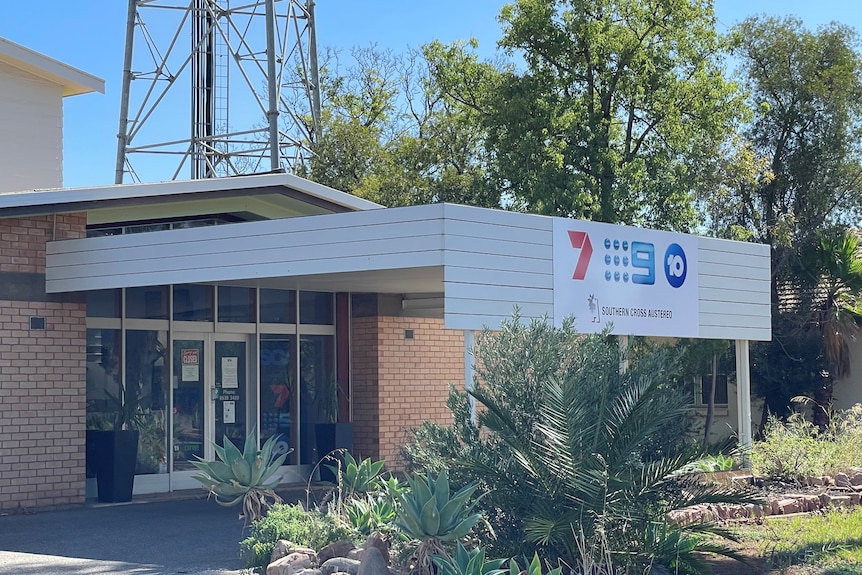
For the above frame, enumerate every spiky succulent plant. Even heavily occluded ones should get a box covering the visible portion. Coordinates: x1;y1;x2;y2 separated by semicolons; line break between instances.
191;431;288;523
391;469;486;575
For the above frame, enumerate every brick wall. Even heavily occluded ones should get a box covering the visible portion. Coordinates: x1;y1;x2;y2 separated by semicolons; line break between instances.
351;313;464;470
0;214;87;511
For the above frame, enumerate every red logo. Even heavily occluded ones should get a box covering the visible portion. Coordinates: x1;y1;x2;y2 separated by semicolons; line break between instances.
568;230;592;280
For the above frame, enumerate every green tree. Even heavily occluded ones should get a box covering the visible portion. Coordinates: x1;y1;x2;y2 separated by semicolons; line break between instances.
713;17;862;423
426;0;745;230
302;45;500;208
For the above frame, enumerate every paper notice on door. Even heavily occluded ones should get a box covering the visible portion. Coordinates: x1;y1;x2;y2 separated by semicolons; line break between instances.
181;348;200;382
223;400;236;424
222;357;239;388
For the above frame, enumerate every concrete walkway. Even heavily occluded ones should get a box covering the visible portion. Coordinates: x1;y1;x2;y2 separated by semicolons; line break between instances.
0;488;315;575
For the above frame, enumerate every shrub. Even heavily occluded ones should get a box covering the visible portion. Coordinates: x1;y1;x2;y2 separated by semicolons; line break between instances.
751;404;862;481
240;502;355;568
404;314;754;573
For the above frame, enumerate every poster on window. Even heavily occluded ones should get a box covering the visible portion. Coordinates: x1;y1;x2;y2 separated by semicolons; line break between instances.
181;348;199;381
223;400;236;424
222;357;239;388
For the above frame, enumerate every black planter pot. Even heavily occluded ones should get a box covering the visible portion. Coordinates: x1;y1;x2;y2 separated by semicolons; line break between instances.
314;422;354;483
86;429;139;503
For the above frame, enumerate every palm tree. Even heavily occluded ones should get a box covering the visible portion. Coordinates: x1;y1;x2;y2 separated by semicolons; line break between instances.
808;229;862;430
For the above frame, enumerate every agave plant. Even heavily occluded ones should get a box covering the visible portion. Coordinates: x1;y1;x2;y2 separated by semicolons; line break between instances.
191;430;289;523
391;469;485;575
432;542;507;575
327;452;386;497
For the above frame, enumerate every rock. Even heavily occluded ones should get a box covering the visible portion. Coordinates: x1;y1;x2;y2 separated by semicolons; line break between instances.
318;541;356;564
268;551;317;575
776;498;800;514
363;532;390;565
808;476;824;486
357;546;390;575
831;495;852;508
835;472;851;488
347;548;364;561
271;542;317;564
851;472;862;486
320;557;361;575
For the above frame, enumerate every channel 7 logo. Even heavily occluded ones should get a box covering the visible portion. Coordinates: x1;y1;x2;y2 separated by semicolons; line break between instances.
570;234;687;288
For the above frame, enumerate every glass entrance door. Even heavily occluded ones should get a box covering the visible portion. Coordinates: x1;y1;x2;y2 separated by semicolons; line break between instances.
171;334;248;484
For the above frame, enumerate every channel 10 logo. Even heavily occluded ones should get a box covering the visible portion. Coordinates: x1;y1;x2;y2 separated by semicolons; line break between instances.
603;237;688;289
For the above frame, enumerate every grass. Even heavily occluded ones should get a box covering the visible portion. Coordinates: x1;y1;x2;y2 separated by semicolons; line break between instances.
731;507;862;574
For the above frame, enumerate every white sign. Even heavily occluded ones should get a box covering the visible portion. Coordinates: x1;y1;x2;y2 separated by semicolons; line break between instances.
181;348;199;382
552;218;699;337
223;400;236;424
222;357;239;388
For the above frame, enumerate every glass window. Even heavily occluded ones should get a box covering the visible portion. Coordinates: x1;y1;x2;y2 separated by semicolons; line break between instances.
172;339;205;470
173;284;214;322
218;286;256;323
260;335;295;465
127;286;169;320
299;334;335;464
125;330;168;475
260;289;296;324
701;374;729;405
86;328;122;428
299;291;334;325
86;289;121;318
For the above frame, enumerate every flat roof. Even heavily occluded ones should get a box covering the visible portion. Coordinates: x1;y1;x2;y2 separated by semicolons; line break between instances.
0;172;383;217
0;37;105;96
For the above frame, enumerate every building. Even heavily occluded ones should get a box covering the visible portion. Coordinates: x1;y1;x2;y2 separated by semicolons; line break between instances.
0;39;772;511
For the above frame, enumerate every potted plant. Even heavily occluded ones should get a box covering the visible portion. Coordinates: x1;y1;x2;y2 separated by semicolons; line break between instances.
86;383;144;502
313;377;353;483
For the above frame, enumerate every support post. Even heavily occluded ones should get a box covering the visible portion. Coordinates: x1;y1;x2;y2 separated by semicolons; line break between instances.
115;0;137;184
264;0;280;171
618;334;629;374
464;330;476;423
735;339;753;467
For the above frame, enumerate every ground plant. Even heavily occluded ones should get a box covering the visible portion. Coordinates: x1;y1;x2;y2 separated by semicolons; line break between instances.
240;502;356;568
191;431;288;523
406;315;756;574
751;404;862;482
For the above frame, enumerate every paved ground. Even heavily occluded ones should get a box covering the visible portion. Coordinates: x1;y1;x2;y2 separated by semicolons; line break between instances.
0;487;315;575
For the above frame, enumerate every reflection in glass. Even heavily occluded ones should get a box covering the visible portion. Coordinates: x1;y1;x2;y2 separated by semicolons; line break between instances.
299;334;335;464
127;286;169;319
218;286;256;323
260;335;294;465
215;340;247;447
260;289;296;324
172;340;204;470
86;289;121;318
173;285;214;321
85;328;122;438
125;330;168;474
300;291;334;325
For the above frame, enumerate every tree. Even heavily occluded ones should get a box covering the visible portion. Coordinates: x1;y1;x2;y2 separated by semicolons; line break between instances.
426;0;746;230
713;17;862;422
301;45;500;208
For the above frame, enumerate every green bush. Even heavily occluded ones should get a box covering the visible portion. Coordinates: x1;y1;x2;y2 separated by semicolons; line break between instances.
751;405;862;481
404;314;754;574
240;502;356;568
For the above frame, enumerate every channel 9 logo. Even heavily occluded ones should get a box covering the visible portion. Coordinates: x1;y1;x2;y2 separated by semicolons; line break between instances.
601;237;688;289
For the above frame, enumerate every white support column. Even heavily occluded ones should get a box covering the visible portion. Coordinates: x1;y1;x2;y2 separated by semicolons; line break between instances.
464;330;476;423
618;335;629;374
735;339;753;467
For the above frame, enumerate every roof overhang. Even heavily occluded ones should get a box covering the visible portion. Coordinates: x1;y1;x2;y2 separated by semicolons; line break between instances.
0;37;104;97
0;172;383;219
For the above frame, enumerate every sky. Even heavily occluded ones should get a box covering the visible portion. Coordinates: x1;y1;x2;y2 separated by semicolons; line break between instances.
0;0;860;189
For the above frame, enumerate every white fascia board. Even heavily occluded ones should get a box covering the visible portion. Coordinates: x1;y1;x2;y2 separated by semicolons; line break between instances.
0;172;383;213
0;37;104;96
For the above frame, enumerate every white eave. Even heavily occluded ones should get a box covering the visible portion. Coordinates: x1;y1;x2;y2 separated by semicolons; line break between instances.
0;172;384;217
0;37;105;97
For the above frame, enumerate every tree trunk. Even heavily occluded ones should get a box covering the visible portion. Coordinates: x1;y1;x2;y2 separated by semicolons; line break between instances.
703;354;717;447
812;377;833;432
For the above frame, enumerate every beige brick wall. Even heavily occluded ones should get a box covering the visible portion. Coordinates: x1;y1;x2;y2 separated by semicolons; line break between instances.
352;314;464;470
0;214;87;511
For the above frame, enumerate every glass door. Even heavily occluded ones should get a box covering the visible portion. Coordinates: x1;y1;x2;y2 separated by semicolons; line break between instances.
170;334;249;488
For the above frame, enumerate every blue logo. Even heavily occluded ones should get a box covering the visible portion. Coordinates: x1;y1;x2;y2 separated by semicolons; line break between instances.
664;243;687;288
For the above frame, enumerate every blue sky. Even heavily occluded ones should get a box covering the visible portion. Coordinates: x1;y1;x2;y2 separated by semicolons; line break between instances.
0;1;860;189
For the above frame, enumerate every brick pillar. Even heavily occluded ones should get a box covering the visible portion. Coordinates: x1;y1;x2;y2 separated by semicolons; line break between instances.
0;214;87;511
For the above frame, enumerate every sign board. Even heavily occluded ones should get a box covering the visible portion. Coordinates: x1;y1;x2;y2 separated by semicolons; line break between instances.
553;218;699;337
181;348;200;381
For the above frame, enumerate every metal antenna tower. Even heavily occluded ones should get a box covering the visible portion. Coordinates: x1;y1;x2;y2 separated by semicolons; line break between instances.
115;0;321;184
